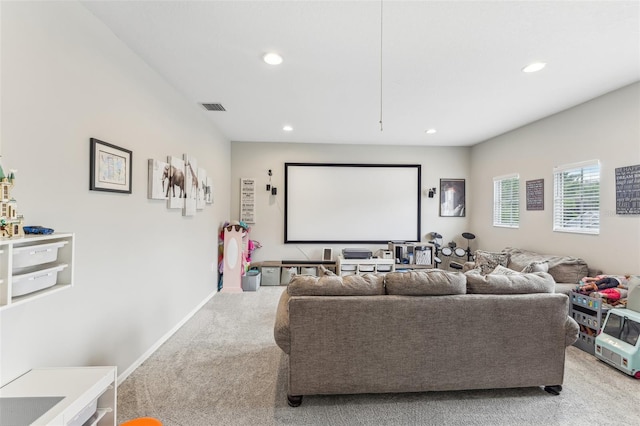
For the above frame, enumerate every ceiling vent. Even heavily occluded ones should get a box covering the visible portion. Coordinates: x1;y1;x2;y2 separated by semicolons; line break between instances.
202;103;226;111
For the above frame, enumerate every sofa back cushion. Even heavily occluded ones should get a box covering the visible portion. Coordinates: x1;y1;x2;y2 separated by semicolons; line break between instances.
502;247;588;284
465;269;555;294
385;270;466;295
288;273;385;296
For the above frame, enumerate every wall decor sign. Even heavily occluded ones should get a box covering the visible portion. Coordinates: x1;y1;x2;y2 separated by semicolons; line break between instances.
439;178;465;217
240;177;256;223
526;178;544;211
90;138;132;193
615;164;640;215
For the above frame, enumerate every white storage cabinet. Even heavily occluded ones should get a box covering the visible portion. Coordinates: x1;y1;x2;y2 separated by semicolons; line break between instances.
337;256;395;276
0;233;74;310
0;366;116;426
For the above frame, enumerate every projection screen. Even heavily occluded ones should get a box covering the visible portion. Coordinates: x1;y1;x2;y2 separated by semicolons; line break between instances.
284;163;421;243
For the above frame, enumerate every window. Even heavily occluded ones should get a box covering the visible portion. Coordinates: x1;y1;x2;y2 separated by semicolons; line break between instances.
553;160;600;234
493;174;519;228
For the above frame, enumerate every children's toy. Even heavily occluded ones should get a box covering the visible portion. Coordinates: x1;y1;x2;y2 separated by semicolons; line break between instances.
595;286;640;379
0;161;24;238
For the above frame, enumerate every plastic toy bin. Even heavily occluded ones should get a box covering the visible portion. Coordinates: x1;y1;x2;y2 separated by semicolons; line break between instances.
260;267;280;286
12;264;68;297
242;270;261;292
12;241;68;269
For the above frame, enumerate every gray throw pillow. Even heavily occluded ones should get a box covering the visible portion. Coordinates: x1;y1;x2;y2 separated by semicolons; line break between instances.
521;261;549;273
473;250;511;275
490;265;520;275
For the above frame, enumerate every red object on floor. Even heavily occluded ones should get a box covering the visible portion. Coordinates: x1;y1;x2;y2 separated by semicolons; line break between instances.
121;418;162;426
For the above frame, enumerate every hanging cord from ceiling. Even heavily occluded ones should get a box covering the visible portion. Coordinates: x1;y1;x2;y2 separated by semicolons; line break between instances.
379;0;384;132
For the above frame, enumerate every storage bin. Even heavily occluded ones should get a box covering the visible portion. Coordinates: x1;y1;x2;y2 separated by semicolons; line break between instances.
12;241;68;269
377;264;393;272
300;267;317;276
242;270;261;291
12;264;68;297
261;266;281;286
68;398;97;426
340;264;357;272
280;267;297;285
359;265;375;273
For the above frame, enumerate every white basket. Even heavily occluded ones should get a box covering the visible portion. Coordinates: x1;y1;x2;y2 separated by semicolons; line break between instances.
12;264;68;297
12;241;68;268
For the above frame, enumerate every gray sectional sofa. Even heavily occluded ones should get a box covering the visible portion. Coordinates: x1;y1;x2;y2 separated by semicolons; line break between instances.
463;247;601;295
274;269;579;406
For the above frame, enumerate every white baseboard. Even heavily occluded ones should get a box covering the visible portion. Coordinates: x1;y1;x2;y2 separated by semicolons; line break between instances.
116;290;217;385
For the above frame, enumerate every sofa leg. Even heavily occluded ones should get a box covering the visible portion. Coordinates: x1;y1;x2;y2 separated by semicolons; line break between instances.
544;385;563;395
287;394;303;407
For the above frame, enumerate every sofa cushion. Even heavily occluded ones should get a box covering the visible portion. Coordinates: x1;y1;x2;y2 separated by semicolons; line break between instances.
385;270;466;296
288;273;385;296
490;265;521;275
473;250;511;275
465;269;555;294
521;261;549;273
502;247;588;284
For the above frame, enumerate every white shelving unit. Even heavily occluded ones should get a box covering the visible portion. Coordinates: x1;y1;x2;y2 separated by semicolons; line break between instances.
337;256;395;276
0;233;74;310
0;366;116;426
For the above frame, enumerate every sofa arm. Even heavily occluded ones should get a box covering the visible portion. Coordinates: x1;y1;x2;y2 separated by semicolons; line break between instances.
273;290;291;354
564;316;579;347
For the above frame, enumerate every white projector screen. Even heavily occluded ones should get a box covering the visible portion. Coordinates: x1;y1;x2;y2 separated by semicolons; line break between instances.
285;163;421;243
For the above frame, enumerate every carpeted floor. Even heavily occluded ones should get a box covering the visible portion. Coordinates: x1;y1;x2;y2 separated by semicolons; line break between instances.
117;286;639;425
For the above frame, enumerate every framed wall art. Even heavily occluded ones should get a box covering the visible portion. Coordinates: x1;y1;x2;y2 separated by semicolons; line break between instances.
439;178;465;217
90;138;132;193
147;158;169;200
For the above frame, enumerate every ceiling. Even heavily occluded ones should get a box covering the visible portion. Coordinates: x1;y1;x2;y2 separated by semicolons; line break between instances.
81;1;640;147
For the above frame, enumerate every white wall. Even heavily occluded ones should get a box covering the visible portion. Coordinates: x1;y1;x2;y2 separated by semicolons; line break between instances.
231;142;471;262
470;83;640;274
0;1;230;385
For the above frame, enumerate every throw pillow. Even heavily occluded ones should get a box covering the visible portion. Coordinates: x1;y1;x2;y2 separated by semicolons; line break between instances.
473;250;511;275
490;265;520;275
521;261;549;273
317;265;336;276
466;270;555;294
384;270;466;295
288;273;385;296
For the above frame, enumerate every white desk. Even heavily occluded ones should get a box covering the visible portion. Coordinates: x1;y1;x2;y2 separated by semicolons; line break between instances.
0;366;116;426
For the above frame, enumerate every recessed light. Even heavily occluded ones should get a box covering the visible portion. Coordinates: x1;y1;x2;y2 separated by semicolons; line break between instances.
263;52;283;65
425;129;437;134
283;125;293;132
522;62;546;73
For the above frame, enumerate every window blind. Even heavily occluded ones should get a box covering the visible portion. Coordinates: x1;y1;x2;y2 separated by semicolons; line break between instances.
553;160;600;234
493;174;519;228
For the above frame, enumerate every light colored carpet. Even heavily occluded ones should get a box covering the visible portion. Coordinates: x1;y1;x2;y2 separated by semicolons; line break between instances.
117;286;639;425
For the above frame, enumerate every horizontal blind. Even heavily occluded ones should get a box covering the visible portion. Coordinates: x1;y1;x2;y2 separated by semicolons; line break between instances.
493;174;519;228
553;160;600;234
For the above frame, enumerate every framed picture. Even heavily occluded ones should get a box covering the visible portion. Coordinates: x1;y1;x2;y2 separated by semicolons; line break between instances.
439;178;465;217
90;138;132;193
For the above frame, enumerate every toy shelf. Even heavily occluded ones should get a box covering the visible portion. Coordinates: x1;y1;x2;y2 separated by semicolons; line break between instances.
570;291;609;355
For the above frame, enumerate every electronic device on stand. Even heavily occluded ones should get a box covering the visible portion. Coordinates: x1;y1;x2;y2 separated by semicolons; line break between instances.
429;232;443;268
429;231;476;271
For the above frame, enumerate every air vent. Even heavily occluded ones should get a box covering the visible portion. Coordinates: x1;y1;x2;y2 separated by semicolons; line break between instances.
202;103;226;111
